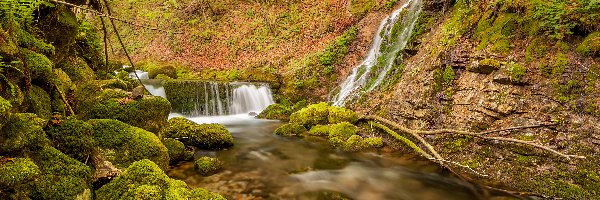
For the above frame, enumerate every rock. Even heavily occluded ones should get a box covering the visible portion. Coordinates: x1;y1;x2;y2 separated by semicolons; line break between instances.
274;123;307;136
162;117;234;150
248;111;258;116
45;117;94;163
289;102;330;128
89;119;170;170
0;158;41;189
95;159;225;200
328;122;358;147
0;113;48;154
194;157;223;175
131;85;145;100
468;58;500;74
308;124;330;136
163;138;193;163
492;69;529;86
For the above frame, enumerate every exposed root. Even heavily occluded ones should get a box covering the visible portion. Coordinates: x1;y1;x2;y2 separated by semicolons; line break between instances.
362;115;585;160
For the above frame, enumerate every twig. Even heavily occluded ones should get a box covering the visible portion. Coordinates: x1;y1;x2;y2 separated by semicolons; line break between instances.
47;0;182;34
361;115;585;160
100;0;148;93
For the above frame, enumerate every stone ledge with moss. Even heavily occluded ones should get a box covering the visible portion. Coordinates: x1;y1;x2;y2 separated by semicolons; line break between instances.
89;119;170;170
162;117;234;150
96;159;225;200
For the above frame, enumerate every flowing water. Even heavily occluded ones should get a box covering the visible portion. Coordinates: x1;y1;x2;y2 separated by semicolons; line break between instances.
331;0;422;107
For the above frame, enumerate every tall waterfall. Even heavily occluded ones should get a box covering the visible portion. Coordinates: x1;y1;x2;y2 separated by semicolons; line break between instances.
330;0;422;106
163;80;275;117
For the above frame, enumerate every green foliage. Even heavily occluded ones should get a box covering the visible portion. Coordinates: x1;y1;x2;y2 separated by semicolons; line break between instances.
552;53;568;76
525;38;548;63
319;27;358;66
475;12;515;53
75;19;105;71
29;147;92;200
349;0;375;17
0;158;40;188
506;62;527;82
194;157;223;175
44;117;94;163
274;123;307;136
89;119;170;170
96;159;225;200
576;31;600;56
531;0;600;39
162;117;234;150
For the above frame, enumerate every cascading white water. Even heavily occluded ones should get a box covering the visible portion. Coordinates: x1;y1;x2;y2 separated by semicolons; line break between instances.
230;84;275;114
331;0;422;106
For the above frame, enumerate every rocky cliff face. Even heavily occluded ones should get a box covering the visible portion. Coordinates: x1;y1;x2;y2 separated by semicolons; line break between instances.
348;0;600;198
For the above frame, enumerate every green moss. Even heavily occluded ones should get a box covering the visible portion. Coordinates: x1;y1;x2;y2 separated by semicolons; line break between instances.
328;122;358;147
29;147;92;200
21;49;52;82
327;106;358;124
469;58;500;74
342;135;366;152
89;119;170;170
552;53;568;76
258;103;293;121
576;32;600;56
58;56;96;83
0;113;47;154
525;38;548;63
25;85;52;121
163;138;191;163
52;68;74;94
194;157;223;175
289;102;330;128
308;125;330;136
363;137;383;148
475;12;515;53
154;74;173;80
162;117;234;150
96;159;224;200
149;65;177;79
506;62;527;82
44;117;94;163
349;0;375;18
0;158;40;188
274;123;307;136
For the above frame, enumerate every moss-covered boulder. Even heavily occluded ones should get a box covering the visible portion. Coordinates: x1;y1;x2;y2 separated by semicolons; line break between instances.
341;136;384;152
327;106;358;124
0;158;40;189
90;119;170;170
96;159;225;200
328;122;358;147
274;123;307;136
75;81;171;133
0;96;11;129
148;65;177;79
0;113;48;154
308;124;330;136
163;138;192;163
45;117;94;163
25;85;52;121
58;55;95;83
289;102;330;127
53;68;75;94
258;103;292;121
22;49;53;82
162;117;234;150
29;147;92;200
576;32;600;56
194;157;223;175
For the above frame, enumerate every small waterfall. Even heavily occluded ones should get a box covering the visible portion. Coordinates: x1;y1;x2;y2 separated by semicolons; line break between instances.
331;0;422;106
163;81;275;117
129;70;149;80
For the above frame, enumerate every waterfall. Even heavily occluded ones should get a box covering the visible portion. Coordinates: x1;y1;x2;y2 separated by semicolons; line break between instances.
330;0;422;106
161;81;274;117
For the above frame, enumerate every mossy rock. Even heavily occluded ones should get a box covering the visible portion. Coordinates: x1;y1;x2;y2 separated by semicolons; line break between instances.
0;96;11;129
148;65;177;79
29;147;92;200
308;124;330;136
274;123;307;136
468;58;500;74
289;102;331;128
0;158;40;189
257;103;292;121
21;49;53;82
53;68;75;94
0;113;48;154
25;85;52;121
328;106;358;124
58;56;95;83
194;157;223;175
576;32;600;56
342;135;366;152
154;74;173;80
44;117;94;163
89;119;170;170
163;138;192;163
363;137;384;148
162;117;234;150
328;122;358;148
96;159;225;200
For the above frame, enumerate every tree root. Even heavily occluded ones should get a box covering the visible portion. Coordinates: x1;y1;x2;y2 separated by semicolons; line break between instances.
362;115;585;160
